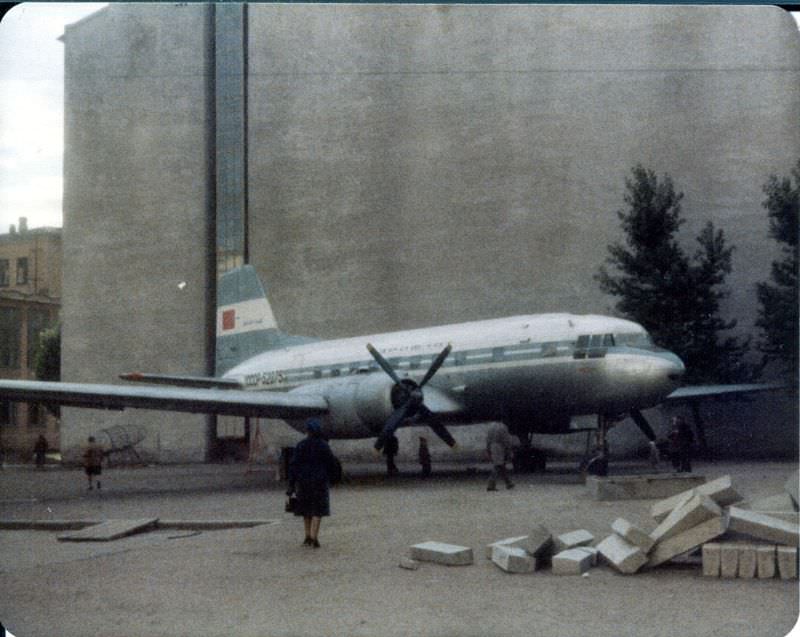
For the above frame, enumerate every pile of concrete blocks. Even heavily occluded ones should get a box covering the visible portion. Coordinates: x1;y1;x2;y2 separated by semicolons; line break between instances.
698;470;799;580
595;518;653;574
401;472;799;581
486;524;557;573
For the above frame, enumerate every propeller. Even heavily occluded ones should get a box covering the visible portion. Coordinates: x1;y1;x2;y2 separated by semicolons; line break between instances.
366;342;455;450
630;409;656;441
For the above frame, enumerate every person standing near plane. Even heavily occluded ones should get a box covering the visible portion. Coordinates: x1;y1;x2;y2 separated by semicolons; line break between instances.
418;436;432;478
486;422;515;491
33;435;47;469
287;419;338;548
668;416;694;473
383;434;399;476
83;436;104;490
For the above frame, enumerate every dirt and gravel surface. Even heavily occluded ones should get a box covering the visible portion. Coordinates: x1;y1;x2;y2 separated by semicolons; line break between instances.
0;459;797;637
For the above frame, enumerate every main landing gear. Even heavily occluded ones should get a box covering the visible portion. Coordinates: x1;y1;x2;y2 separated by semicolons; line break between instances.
511;431;547;473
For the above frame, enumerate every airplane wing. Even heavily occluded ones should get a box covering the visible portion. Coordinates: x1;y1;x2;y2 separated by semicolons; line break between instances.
119;372;243;389
0;380;328;419
665;382;789;403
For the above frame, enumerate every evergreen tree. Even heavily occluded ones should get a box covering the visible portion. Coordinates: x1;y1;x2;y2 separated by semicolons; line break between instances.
33;325;60;416
756;161;799;382
597;165;751;383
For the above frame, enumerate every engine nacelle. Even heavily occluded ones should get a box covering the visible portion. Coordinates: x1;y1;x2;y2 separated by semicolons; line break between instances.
289;375;399;438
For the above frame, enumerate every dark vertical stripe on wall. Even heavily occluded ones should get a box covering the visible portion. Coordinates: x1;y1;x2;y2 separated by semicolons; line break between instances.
205;4;219;459
215;3;248;275
242;3;249;265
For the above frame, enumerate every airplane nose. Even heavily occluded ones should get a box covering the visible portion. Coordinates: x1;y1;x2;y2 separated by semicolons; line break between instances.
664;352;686;383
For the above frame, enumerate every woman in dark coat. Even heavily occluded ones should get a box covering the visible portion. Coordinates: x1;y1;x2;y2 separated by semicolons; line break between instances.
287;419;338;548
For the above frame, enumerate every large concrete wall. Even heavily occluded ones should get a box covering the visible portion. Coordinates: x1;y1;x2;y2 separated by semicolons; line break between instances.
61;5;214;462
61;5;799;462
248;5;799;340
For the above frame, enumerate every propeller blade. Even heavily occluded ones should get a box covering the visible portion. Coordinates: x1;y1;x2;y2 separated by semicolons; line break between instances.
419;343;452;388
630;409;656;441
366;343;404;387
374;399;414;451
419;406;456;447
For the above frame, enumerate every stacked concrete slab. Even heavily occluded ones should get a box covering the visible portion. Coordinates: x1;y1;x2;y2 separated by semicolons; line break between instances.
487;524;555;574
706;500;798;580
597;533;649;574
554;529;594;552
491;545;536;573
552;548;593;575
650;475;742;522
409;541;474;566
596;517;655;574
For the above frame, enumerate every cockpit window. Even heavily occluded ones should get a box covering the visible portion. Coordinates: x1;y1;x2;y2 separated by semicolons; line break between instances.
615;332;655;348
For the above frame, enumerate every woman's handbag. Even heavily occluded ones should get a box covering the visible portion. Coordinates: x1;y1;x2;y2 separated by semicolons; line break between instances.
285;494;298;513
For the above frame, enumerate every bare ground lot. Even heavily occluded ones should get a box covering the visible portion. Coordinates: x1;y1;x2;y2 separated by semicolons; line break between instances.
0;459;798;637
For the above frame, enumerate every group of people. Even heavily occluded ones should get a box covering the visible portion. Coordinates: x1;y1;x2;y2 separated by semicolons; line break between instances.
382;433;432;478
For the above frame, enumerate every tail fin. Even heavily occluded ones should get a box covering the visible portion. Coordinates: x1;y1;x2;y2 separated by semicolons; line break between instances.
215;265;316;375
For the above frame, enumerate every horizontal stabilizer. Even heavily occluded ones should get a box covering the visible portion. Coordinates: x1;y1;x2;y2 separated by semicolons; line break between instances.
120;373;243;390
666;382;789;403
0;380;328;419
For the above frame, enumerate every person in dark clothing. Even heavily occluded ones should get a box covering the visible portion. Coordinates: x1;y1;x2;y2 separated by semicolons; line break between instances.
668;416;694;473
287;419;338;548
34;435;47;469
83;436;104;490
418;436;432;478
383;434;399;476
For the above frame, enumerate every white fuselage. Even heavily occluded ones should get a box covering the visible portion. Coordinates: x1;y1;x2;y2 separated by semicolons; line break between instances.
223;313;685;439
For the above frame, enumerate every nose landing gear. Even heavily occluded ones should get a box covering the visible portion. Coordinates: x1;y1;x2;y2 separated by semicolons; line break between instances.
580;414;611;477
510;430;547;473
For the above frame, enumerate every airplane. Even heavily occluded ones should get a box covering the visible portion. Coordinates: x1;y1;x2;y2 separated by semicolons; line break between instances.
0;265;785;475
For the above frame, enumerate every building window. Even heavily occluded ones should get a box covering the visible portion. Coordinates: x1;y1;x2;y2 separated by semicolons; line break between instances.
0;260;9;287
28;403;43;427
0;401;15;426
0;307;21;368
16;258;28;285
27;309;51;369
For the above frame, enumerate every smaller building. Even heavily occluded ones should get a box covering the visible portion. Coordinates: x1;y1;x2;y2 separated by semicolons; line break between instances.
0;218;61;461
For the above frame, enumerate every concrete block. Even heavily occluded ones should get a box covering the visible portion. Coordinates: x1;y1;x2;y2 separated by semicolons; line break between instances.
555;529;594;552
784;470;799;509
647;515;727;568
523;524;555;559
611;518;655;554
574;545;600;566
727;507;799;547
702;543;721;577
720;543;739;579
777;546;798;580
596;534;647;574
58;518;159;542
399;557;420;570
409;541;473;566
737;544;757;579
651;475;741;522
491;545;536;573
587;473;704;501
485;535;528;559
650;494;722;543
552;548;593;575
757;545;776;579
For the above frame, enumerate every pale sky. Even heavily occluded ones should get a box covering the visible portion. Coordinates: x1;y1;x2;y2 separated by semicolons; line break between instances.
0;5;798;235
0;3;105;233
